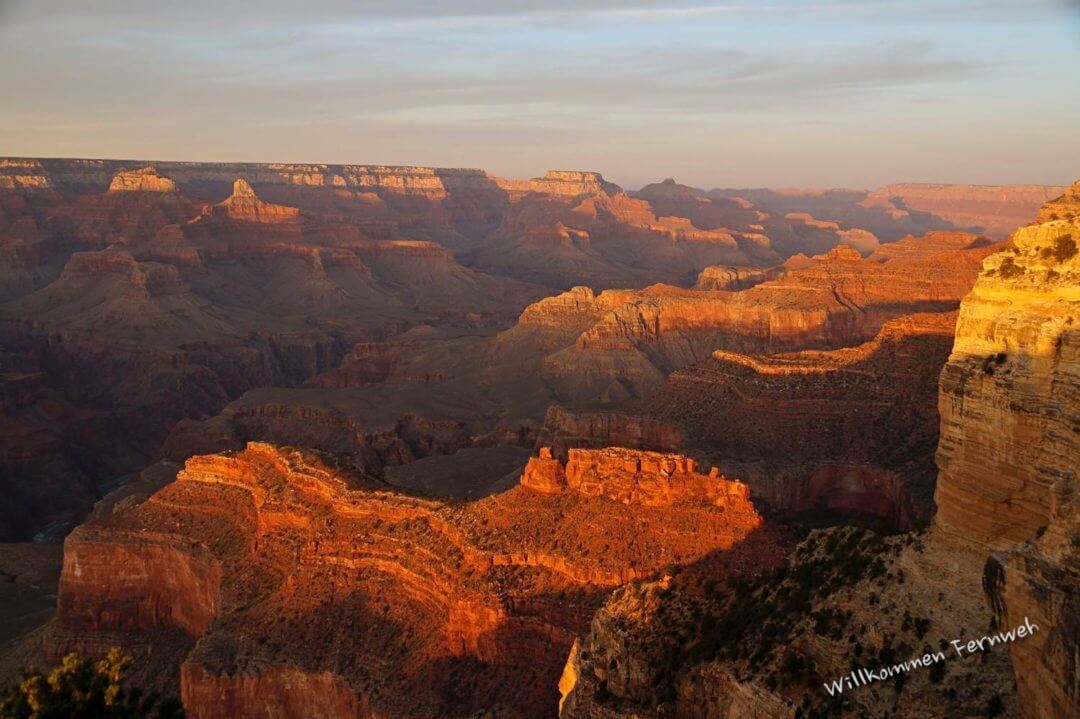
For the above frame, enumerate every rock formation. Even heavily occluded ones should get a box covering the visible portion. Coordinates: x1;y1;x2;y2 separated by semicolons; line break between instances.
934;213;1078;549
933;188;1079;718
528;236;992;403
0;159;52;190
107;166;180;193
559;526;1018;718
1038;179;1080;223
521;447;755;509
636;311;960;528
692;264;779;291
203;178;301;223
557;181;1080;719
53;442;775;718
861;183;1066;237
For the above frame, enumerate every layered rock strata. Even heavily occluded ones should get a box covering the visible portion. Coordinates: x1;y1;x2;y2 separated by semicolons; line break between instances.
638;312;959;528
521;447;754;509
107;166;180;193
862;183;1066;237
529;236;992;402
935;190;1079;718
55;442;773;718
934;215;1078;549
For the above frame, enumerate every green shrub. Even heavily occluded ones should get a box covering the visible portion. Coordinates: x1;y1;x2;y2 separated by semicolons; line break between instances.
0;649;183;719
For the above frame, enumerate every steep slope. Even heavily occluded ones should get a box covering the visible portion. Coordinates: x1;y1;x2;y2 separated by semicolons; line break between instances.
53;442;781;718
933;188;1079;718
633;312;959;528
558;181;1080;719
934;214;1078;549
0;169;542;540
537;237;991;402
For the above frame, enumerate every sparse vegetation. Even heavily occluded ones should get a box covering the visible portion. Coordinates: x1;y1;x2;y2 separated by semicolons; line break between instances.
1051;234;1077;262
997;256;1024;279
0;649;184;719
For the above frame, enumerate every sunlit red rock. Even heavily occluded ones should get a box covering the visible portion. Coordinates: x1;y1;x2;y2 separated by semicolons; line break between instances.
107;166;180;193
54;442;776;718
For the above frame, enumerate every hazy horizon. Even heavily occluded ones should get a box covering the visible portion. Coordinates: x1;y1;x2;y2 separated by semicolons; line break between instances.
2;0;1078;189
1;152;1072;194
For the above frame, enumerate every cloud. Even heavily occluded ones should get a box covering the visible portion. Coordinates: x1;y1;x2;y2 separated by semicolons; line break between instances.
0;0;1075;188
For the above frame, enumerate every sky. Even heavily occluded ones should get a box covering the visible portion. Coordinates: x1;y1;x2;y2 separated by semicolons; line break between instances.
0;0;1078;189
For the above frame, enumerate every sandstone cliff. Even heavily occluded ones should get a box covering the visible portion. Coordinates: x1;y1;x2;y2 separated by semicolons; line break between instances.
53;443;776;718
107;166;180;193
932;192;1079;718
934;216;1078;549
203;178;301;223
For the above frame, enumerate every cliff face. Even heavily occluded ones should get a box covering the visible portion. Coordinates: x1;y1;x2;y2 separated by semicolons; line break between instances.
107;167;180;193
522;447;757;511
526;236;991;403
639;311;959;528
932;190;1079;718
985;481;1079;719
934;217;1079;549
53;442;775;718
693;264;778;291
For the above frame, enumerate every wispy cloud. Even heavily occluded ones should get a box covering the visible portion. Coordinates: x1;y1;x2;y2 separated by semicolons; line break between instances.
0;0;1075;187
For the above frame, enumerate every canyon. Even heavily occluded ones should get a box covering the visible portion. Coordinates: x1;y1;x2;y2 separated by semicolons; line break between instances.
54;442;777;718
0;158;1075;718
557;183;1080;719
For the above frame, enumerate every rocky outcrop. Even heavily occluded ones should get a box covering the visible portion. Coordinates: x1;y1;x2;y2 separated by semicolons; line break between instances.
934;217;1079;549
54;442;773;718
1039;180;1080;223
203;178;301;223
0;159;52;190
930;192;1079;718
107;167;179;193
693;264;779;291
522;447;758;511
560;526;1016;718
498;170;622;199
